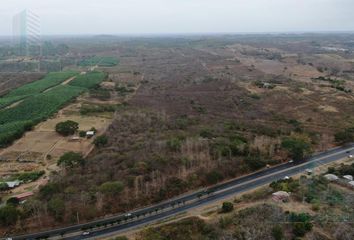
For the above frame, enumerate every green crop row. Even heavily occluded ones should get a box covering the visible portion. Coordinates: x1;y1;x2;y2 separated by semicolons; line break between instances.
78;56;119;67
0;71;78;109
0;71;105;147
0;85;85;125
69;71;106;89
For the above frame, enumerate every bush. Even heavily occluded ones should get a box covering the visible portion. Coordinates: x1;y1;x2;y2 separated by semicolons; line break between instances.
48;197;65;221
293;222;313;237
79;130;86;137
57;152;84;168
200;129;214;139
281;137;312;161
221;202;234;213
55;120;79;136
272;225;284;240
16;170;45;182
245;152;266;171
99;181;124;196
39;183;60;200
0;205;20;226
270;178;299;192
159;177;188;199
6;197;20;206
94;135;108;147
335;128;354;144
289;212;313;237
167;137;184;151
205;170;223;185
0;183;9;191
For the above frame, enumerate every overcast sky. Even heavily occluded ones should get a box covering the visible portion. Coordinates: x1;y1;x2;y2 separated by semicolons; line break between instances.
1;0;354;35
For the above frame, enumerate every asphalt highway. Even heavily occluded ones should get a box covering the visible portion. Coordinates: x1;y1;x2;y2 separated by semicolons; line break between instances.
11;144;354;240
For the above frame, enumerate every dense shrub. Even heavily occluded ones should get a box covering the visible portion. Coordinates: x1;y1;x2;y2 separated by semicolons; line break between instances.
0;205;20;226
205;170;224;185
167;137;184;151
57;152;85;168
221;202;234;213
270;178;300;192
334;127;354;144
0;183;9;191
272;225;284;240
55;120;79;136
93;135;108;147
281;136;312;161
6;197;20;206
39;183;61;200
48;197;65;221
99;181;124;196
289;212;313;237
16;170;45;182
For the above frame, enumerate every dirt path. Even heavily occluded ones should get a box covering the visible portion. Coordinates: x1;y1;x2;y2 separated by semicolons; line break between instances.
43;75;78;93
2;75;79;111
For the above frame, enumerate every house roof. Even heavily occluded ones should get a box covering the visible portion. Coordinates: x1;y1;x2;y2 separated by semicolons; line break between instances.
86;131;95;135
14;191;34;199
324;174;339;181
343;175;353;181
5;181;20;188
272;191;290;197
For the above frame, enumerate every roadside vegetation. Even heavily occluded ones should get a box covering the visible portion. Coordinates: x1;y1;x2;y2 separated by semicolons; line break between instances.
137;169;354;240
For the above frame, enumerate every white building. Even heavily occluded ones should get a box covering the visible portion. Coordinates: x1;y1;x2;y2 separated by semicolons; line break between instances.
343;175;353;181
324;174;339;181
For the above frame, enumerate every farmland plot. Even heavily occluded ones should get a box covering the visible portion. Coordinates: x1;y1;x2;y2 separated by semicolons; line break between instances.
0;71;105;147
78;56;119;67
0;71;78;109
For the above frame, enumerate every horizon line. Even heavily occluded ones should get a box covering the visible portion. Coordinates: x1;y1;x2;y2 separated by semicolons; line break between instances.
1;30;354;38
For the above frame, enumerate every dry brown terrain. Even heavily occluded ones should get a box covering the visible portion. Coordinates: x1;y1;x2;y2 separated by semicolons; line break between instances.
1;34;354;235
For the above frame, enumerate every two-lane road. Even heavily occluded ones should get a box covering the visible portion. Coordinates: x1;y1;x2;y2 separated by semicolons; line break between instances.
12;144;354;240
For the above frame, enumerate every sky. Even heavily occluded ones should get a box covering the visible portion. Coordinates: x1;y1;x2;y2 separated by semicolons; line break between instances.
1;0;354;36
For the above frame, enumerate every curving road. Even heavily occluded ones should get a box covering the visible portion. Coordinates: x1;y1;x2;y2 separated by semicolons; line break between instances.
11;144;354;240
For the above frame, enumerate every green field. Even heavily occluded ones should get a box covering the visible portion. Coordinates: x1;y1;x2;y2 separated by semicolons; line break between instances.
0;71;105;147
78;56;119;67
69;71;106;88
0;71;78;109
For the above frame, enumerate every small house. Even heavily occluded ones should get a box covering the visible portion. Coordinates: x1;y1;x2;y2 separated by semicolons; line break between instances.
6;180;20;189
69;136;81;142
324;174;339;181
14;192;34;202
272;191;290;202
86;131;95;138
343;175;353;181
